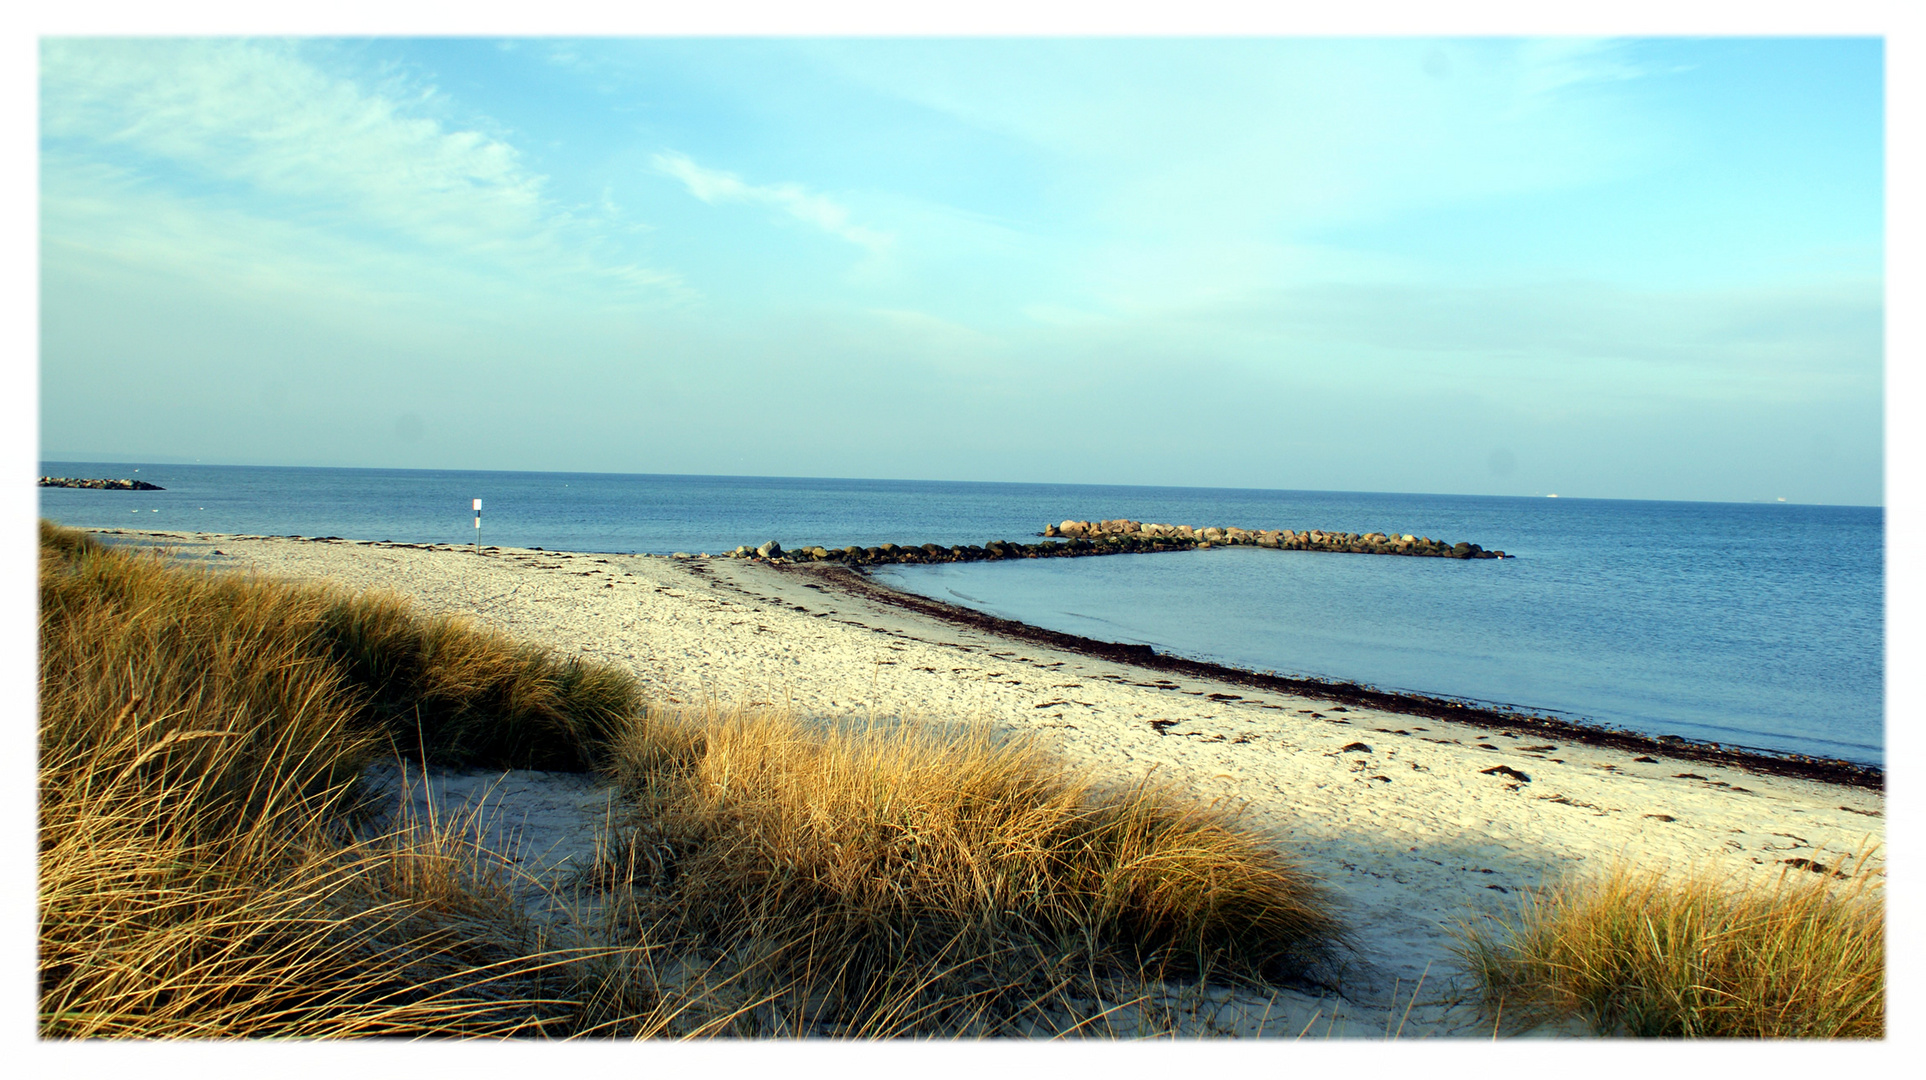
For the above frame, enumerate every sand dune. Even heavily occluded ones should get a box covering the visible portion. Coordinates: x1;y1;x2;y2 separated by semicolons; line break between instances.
110;530;1885;1036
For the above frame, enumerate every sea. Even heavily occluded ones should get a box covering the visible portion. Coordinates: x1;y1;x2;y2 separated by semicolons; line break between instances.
38;461;1884;767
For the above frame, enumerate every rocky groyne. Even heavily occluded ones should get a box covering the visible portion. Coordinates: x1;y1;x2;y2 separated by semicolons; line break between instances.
40;476;164;491
730;518;1503;566
1045;519;1503;558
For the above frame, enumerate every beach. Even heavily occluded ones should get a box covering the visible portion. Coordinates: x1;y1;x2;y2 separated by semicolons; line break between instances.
104;529;1888;1036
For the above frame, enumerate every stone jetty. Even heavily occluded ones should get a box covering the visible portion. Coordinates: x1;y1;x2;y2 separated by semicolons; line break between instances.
730;518;1504;566
1046;519;1503;558
39;476;164;491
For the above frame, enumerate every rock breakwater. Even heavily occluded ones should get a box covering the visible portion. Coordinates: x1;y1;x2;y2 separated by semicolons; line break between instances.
39;476;164;491
1047;518;1503;558
730;518;1503;566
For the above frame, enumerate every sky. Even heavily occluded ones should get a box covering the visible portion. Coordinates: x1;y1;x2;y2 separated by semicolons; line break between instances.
36;34;1887;504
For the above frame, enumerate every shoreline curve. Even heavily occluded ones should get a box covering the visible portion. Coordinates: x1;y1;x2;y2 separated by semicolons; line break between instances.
790;562;1883;791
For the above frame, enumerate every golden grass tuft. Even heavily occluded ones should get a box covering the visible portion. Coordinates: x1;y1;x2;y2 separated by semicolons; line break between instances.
316;589;638;770
1456;854;1884;1038
38;522;600;1037
580;706;1344;1035
40;738;578;1037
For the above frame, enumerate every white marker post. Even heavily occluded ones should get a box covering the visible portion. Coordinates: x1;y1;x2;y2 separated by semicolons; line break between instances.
473;498;482;555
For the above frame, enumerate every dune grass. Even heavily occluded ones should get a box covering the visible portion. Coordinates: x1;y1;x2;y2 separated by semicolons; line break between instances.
38;522;617;1036
577;706;1345;1035
1456;855;1884;1038
38;521;1345;1038
40;732;582;1037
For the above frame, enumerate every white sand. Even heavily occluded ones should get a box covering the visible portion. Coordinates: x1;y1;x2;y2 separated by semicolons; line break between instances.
109;530;1886;1037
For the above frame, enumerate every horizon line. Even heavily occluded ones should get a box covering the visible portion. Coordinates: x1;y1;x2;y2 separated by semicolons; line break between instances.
37;456;1886;510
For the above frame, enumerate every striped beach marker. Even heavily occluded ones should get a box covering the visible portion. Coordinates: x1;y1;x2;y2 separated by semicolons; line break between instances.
473;498;482;554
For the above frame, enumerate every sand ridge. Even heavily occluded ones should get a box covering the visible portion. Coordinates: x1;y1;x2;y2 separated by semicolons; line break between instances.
105;530;1886;1036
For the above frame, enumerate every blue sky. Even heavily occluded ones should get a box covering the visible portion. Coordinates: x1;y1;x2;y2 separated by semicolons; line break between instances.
37;36;1885;503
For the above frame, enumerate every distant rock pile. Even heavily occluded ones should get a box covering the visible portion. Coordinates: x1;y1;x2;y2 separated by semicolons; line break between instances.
730;518;1504;566
40;476;164;491
1045;519;1503;559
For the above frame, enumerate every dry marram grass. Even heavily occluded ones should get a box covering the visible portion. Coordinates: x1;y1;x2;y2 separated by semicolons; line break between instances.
580;706;1345;1034
38;523;601;1036
1457;855;1884;1038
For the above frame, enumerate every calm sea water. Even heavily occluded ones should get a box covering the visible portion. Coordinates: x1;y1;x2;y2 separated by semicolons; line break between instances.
40;461;1883;765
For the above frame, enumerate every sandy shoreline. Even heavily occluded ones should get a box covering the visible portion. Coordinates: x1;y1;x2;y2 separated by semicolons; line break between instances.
89;529;1888;1036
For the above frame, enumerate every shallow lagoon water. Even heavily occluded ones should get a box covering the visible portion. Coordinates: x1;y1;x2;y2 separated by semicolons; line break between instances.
874;535;1881;765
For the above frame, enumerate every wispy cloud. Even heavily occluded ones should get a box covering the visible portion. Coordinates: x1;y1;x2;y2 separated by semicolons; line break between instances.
39;38;682;300
805;38;1661;241
653;151;893;255
1510;38;1650;97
